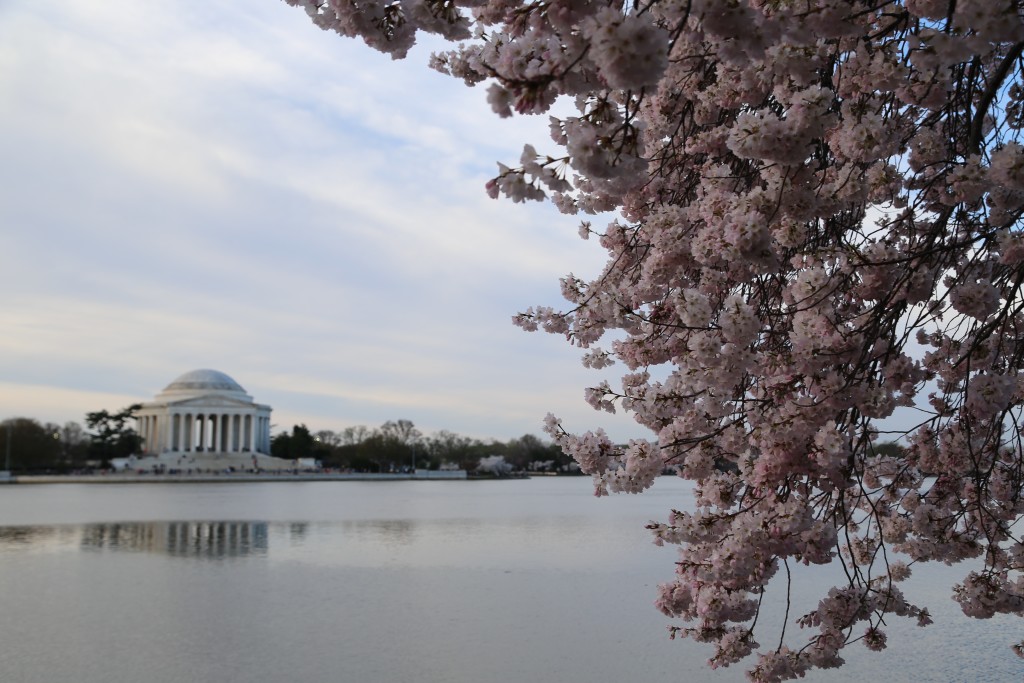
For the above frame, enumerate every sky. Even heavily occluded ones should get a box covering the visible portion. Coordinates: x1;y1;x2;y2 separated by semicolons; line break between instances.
0;0;644;442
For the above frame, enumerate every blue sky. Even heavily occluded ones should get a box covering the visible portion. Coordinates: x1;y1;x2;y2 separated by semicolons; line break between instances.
0;0;645;442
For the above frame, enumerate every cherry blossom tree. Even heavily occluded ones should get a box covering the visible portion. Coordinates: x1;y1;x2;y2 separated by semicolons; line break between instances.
284;0;1024;678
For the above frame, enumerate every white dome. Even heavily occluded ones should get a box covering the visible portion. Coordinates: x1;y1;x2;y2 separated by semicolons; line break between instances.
157;369;252;401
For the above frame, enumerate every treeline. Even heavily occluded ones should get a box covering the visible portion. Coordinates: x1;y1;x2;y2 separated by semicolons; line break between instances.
271;419;573;473
0;418;90;473
0;412;573;474
0;407;142;473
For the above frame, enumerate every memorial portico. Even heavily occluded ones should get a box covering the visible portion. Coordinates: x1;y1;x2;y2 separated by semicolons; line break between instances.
135;369;272;456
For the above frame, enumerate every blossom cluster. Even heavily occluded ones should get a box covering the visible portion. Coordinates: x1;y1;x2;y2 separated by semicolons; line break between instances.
285;0;1024;679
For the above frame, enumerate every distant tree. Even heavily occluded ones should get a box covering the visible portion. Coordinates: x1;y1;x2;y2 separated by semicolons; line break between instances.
306;424;371;470
375;420;422;470
290;424;316;458
53;421;89;471
0;418;62;472
291;421;561;473
59;421;88;461
425;429;478;469
379;419;422;446
85;404;142;466
339;425;371;446
271;424;319;460
314;430;341;448
270;431;291;459
504;433;560;470
347;454;381;473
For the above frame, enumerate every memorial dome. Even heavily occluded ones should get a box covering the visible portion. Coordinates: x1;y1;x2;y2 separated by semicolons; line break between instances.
156;369;252;401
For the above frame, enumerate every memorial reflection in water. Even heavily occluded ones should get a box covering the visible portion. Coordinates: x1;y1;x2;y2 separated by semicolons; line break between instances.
0;522;270;559
0;519;417;560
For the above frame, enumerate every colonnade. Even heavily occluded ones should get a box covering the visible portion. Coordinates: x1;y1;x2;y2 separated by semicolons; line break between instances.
137;412;271;455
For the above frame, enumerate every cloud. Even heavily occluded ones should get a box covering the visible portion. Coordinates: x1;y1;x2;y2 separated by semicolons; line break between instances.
0;381;144;428
0;0;634;443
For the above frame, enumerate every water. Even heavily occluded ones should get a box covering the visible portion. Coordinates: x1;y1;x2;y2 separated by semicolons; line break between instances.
0;478;1018;682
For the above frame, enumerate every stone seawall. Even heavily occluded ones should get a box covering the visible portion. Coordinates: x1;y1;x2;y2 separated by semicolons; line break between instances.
4;471;468;484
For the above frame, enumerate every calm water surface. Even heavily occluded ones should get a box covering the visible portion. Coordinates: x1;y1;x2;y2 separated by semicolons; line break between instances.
0;478;1017;682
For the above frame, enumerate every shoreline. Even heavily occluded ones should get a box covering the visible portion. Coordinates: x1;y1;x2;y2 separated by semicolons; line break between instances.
0;471;472;484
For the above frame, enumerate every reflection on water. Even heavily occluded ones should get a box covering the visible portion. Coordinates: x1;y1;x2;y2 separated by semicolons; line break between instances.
0;480;1019;683
345;518;415;542
0;516;589;571
0;518;426;562
81;521;270;558
0;525;57;546
0;522;271;559
287;522;308;540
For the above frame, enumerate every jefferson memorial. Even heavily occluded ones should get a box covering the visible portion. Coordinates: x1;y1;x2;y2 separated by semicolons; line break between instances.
131;369;290;471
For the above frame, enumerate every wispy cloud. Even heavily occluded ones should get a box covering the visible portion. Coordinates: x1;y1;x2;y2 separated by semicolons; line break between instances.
0;0;630;442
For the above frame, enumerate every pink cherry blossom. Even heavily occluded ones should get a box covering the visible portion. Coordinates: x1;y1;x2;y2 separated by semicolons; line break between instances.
285;0;1024;678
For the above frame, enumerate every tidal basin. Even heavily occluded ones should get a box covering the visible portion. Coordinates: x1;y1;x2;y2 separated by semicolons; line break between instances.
0;477;1017;682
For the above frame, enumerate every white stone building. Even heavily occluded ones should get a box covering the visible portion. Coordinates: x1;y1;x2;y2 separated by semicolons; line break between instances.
135;369;272;456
